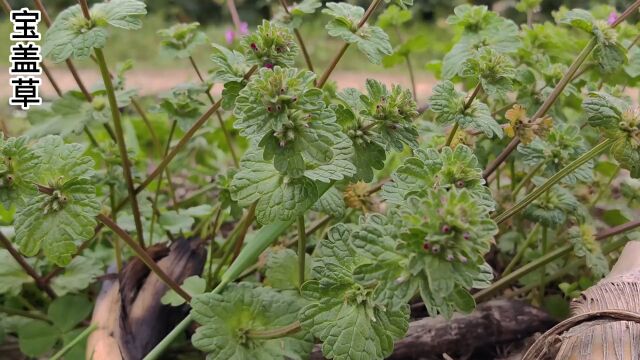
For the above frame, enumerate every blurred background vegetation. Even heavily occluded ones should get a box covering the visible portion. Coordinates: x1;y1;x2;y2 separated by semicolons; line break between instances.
0;0;633;72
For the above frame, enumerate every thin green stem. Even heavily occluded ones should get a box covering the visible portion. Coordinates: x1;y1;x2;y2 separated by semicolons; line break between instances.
495;138;614;224
507;236;630;298
97;214;191;302
206;206;224;291
50;324;97;360
248;321;301;339
108;183;122;273
445;83;481;147
0;305;50;323
93;47;146;248
316;0;383;88
477;219;640;301
512;161;545;198
0;231;57;299
143;313;193;360
297;215;306;288
133;65;257;197
589;164;620;208
149;120;177;245
502;223;541;276
278;0;314;72
539;225;548;302
189;56;239;167
483;38;598;180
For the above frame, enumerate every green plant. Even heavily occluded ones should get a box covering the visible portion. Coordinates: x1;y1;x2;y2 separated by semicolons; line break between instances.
2;0;640;359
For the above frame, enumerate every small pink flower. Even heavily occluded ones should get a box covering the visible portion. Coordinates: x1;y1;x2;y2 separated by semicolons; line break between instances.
239;22;249;35
225;28;235;44
264;62;274;69
608;11;618;25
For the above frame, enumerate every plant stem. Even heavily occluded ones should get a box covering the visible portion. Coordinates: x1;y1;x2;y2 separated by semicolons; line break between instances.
226;0;243;32
278;0;314;72
507;236;630;298
248;321;302;339
232;203;257;260
97;214;191;302
205;205;223;291
502;223;541;276
538;225;548;303
316;0;383;88
483;38;597;180
149;119;177;245
589;164;620;208
108;183;122;272
445;83;481;147
297;215;306;288
512;161;545;198
93;46;146;247
476;219;640;301
0;231;57;299
143;313;193;360
50;324;97;360
40;63;62;96
134;65;257;195
494;138;614;224
188;56;239;167
0;305;50;323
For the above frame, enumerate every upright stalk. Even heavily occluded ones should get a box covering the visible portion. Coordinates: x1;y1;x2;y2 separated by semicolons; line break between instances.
97;214;191;302
278;0;314;72
502;223;540;276
149;119;177;245
494;138;614;224
483;38;597;179
0;232;57;299
512;161;545;198
316;0;384;88
49;324;97;360
94;46;146;247
445;83;482;147
297;215;306;288
188;56;239;167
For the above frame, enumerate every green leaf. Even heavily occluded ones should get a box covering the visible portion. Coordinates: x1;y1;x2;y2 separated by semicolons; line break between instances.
300;224;409;360
157;22;207;59
158;210;194;234
191;283;313;360
15;178;100;266
274;0;322;29
32;135;95;185
559;9;595;33
230;148;319;224
264;248;311;291
594;42;626;73
377;5;412;28
0;136;39;209
48;295;92;332
0;249;33;295
43;0;146;63
569;224;608;278
159;83;207;131
460;47;516;97
50;255;103;295
18;320;59;357
323;3;392;64
517;124;593;184
211;44;250;84
624;46;640;77
382;144;495;211
523;181;580;228
161;275;206;306
241;20;299;68
583;92;640;177
429;81;503;138
311;187;345;218
442;5;519;79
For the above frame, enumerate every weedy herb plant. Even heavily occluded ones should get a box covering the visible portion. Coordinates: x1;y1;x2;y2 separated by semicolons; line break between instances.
1;0;640;359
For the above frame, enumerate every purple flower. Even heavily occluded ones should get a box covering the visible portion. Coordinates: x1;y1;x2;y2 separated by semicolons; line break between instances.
239;22;249;35
264;62;274;69
608;11;618;25
225;28;235;44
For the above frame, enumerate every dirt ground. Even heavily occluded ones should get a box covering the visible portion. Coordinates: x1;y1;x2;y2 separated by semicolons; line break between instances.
0;67;438;102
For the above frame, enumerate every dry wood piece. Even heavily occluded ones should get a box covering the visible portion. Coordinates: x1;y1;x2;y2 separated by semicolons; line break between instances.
523;241;640;360
309;299;555;360
87;237;205;360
